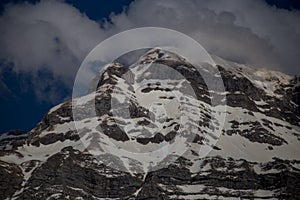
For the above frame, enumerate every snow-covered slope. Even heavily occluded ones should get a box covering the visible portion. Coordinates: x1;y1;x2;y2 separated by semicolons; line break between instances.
0;48;299;199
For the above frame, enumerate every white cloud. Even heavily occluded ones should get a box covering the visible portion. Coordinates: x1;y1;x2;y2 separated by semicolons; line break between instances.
108;0;300;75
0;0;104;102
0;0;299;102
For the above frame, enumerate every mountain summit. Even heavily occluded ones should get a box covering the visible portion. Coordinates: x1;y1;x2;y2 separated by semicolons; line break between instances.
0;49;299;199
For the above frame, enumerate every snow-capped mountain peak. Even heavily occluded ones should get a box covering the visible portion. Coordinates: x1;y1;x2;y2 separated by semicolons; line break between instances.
0;49;299;199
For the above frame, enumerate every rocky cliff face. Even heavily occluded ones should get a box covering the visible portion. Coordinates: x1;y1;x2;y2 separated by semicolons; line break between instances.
0;49;299;199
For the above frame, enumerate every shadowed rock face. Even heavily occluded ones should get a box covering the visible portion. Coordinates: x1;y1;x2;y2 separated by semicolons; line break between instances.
0;49;299;199
0;160;23;199
6;148;300;199
218;66;300;126
18;147;143;199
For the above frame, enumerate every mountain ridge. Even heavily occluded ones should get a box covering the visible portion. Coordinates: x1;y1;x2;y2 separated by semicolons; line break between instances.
0;48;299;199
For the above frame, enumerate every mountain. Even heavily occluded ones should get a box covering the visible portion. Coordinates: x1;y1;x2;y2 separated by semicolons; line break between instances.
0;48;299;199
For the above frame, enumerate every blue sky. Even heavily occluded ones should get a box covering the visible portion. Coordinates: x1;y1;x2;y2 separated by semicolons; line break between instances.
0;0;299;133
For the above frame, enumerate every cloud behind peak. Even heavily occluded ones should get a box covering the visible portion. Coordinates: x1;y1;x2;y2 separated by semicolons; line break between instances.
0;0;299;103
